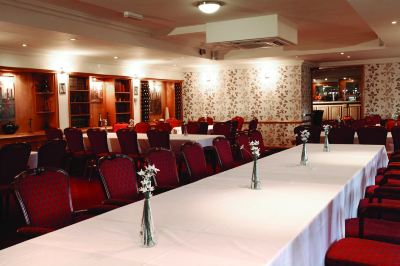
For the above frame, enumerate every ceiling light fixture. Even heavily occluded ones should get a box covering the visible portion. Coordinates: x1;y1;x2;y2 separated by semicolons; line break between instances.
197;1;224;14
21;43;28;47
392;20;397;25
340;52;344;55
70;38;77;41
113;56;119;60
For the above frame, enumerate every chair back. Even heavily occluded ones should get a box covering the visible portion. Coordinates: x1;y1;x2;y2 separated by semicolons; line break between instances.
294;125;321;145
182;122;199;134
45;127;63;140
166;118;180;128
38;140;67;169
328;127;355;144
236;132;252;162
352;119;367;131
311;110;324;126
249;130;267;151
213;122;231;138
146;148;179;189
248;118;258;131
14;168;73;227
64;127;85;153
198;117;213;125
147;129;170;150
213;137;236;170
86;128;109;155
392;126;400;152
116;128;140;155
112;123;128;132
365;114;381;126
385;119;396;132
357;126;387;145
181;142;208;180
229;120;238;137
98;154;139;200
232;116;245;131
134;122;150;133
156;122;172;133
198;122;209;135
0;143;31;186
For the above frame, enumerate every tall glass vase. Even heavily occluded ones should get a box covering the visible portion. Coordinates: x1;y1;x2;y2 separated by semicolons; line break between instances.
183;124;188;136
250;159;261;189
300;142;308;166
323;131;330;152
140;193;156;247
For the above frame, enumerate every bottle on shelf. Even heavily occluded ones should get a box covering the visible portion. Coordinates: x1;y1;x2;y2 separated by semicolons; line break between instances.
98;113;102;127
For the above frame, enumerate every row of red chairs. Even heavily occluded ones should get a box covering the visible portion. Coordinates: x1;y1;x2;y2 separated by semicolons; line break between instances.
325;151;400;264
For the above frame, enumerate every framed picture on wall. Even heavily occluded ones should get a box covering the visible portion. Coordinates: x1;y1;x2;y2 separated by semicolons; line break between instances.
59;83;66;94
134;86;139;96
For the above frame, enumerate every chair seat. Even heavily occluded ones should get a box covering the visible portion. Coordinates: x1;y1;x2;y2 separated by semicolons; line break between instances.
346;218;400;244
325;237;400;266
359;198;400;221
377;167;386;175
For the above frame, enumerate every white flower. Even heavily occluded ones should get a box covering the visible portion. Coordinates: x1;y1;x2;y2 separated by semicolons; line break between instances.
323;124;331;133
137;164;159;197
300;130;310;143
249;140;260;159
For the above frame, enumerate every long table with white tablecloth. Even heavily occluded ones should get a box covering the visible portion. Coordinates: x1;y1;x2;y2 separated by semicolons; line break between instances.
0;144;388;266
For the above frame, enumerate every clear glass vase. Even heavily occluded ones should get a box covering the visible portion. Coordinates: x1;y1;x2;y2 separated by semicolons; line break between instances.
140;195;156;248
300;142;308;166
323;130;330;152
250;159;261;190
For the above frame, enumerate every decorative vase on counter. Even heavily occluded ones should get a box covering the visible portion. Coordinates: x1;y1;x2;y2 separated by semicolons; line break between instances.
298;130;310;166
323;125;331;152
2;121;19;134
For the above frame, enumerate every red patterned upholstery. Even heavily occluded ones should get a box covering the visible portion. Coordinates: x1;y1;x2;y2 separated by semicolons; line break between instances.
357;126;387;145
392;126;400;152
182;122;199;134
147;129;170;150
134;122;150;133
365;114;381;126
351;119;367;131
166;118;180;128
198;117;213;125
156;122;172;133
294;125;321;145
112;123;128;132
64;127;86;154
358;198;400;222
98;155;139;201
198;122;209;135
181;142;208;180
236;132;253;163
377;167;386;175
346;218;400;244
14;168;73;228
86;128;110;156
213;137;240;170
116;128;144;168
249;130;269;157
328;127;355;144
386;119;396;132
38;140;67;169
248;118;258;131
146;148;179;190
231;116;245;131
325;238;400;266
45;127;63;140
213;122;231;138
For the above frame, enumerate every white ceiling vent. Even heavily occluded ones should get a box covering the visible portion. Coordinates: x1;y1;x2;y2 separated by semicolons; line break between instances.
205;15;297;48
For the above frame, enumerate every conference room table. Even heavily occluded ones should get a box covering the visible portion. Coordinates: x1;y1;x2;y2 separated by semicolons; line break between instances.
82;132;218;155
1;144;388;266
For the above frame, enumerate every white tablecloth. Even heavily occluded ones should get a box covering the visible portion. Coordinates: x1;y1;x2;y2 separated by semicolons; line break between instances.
83;132;218;154
0;144;388;266
172;125;214;135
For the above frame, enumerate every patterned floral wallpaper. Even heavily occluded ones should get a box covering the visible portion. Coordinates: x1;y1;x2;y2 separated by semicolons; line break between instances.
182;63;311;146
364;62;400;117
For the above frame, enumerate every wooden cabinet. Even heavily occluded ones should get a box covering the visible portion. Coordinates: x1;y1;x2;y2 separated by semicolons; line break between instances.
114;79;132;123
313;102;361;121
69;76;90;128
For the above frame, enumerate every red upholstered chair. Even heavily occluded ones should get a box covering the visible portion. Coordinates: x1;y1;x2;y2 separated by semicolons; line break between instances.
249;130;270;157
357;126;387;145
134;122;150;133
236;132;253;163
38;140;67;169
45;127;63;140
213;122;231;138
98;154;139;206
352;119;367;131
342;116;354;127
0;143;31;219
112;123;128;132
147;129;171;150
231;116;245;131
182;122;199;134
181;142;209;181
392;126;400;152
294;125;321;145
64;127;95;178
13;168;91;237
213;137;241;171
198;122;209;135
166;118;180;128
156;122;172;133
325;238;400;266
386;119;396;132
86;128;111;158
365;114;381;126
116;128;144;169
328;126;355;144
146;148;179;191
248;118;258;131
198;116;213;125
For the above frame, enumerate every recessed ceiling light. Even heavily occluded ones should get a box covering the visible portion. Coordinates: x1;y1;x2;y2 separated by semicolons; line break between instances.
340;52;344;55
70;38;77;41
347;55;351;59
21;43;28;47
324;78;328;81
113;56;119;60
343;77;347;80
392;20;397;25
197;1;224;14
173;64;177;67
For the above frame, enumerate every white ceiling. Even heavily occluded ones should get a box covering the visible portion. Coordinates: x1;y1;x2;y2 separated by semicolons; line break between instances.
0;0;399;69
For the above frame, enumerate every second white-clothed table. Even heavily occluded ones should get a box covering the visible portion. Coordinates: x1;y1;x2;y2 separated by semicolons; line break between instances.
83;132;218;154
0;144;388;266
171;125;214;134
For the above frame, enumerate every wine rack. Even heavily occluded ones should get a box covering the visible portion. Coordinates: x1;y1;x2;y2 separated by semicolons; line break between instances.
174;82;182;120
141;80;150;122
69;76;90;128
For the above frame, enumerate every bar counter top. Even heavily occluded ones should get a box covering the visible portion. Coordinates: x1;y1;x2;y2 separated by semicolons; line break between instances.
313;100;361;105
0;131;45;139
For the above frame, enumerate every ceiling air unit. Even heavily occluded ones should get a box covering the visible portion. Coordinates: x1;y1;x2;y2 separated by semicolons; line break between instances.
206;15;297;49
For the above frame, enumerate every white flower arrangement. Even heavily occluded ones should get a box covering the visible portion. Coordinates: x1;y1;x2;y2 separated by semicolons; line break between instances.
299;129;310;143
129;119;135;127
249;140;260;159
138;164;159;196
392;111;399;120
323;124;331;134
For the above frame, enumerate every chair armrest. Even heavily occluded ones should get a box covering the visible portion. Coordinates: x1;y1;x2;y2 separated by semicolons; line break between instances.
17;226;54;238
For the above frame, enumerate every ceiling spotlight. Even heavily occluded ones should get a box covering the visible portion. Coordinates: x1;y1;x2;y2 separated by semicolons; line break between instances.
340;52;344;55
392;20;397;25
21;43;28;47
113;56;119;60
324;78;328;81
197;1;224;14
347;55;351;59
70;38;77;41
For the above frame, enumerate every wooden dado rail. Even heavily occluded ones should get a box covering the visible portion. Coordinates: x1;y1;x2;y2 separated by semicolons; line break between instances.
243;120;306;125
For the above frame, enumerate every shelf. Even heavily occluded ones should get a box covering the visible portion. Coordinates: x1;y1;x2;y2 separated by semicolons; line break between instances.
70;102;90;104
115;92;130;94
36;111;55;114
116;112;131;115
116;101;130;103
70;114;90;117
70;90;89;92
36;92;54;95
